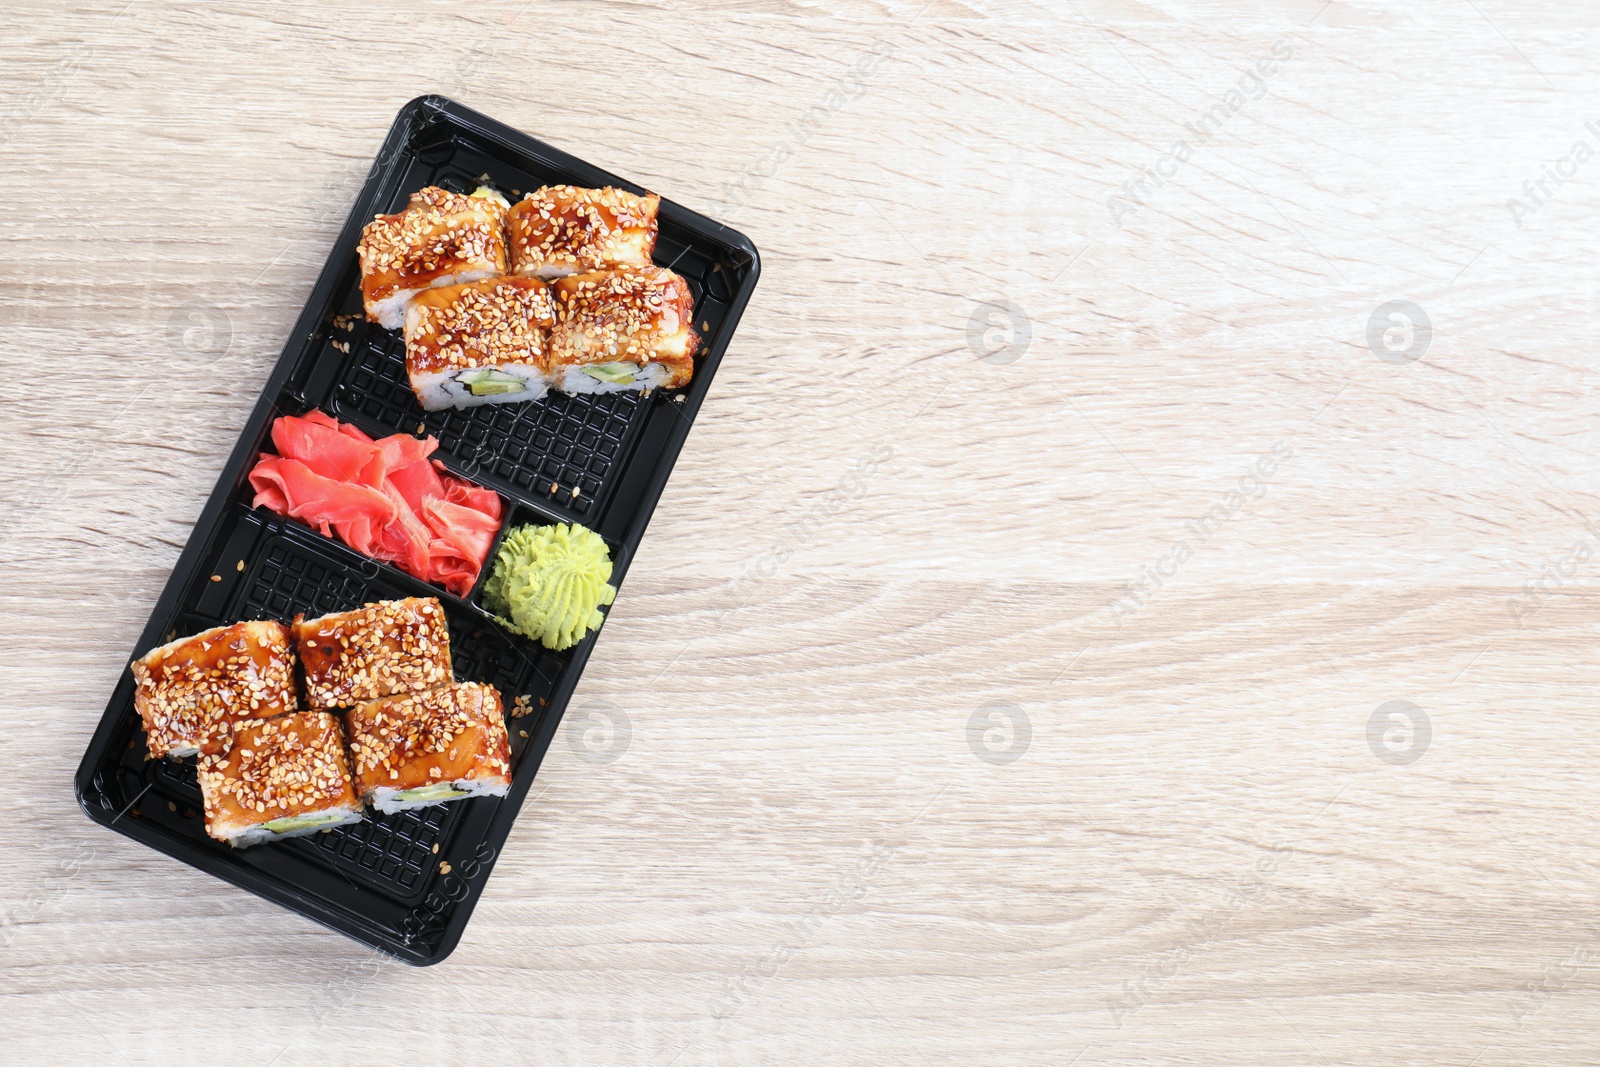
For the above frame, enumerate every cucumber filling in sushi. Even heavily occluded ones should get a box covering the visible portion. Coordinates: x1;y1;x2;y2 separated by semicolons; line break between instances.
227;805;363;847
459;368;529;396
582;362;638;384
369;775;509;813
263;812;347;834
410;364;548;411
395;783;470;803
561;360;673;394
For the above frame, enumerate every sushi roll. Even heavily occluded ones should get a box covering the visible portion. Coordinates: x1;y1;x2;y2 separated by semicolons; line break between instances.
130;620;298;759
357;185;510;330
547;267;699;394
197;711;363;848
344;682;512;813
506;185;659;280
403;276;556;411
293;597;452;711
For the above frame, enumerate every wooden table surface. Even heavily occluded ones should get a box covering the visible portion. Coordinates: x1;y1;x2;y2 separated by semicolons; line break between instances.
5;1;1598;1063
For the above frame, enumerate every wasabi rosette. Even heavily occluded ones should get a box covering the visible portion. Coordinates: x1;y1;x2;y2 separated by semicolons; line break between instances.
483;522;617;650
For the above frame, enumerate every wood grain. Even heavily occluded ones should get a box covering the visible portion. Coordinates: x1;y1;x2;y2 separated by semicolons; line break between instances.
4;0;1599;1063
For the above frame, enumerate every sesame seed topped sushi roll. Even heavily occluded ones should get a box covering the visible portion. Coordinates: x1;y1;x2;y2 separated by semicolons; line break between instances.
357;185;510;330
197;711;363;848
403;276;556;411
345;682;512;813
507;185;659;280
293;597;452;711
131;620;298;759
548;267;699;394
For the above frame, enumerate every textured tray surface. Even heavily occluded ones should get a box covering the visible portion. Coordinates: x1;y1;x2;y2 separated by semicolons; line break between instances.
74;96;759;964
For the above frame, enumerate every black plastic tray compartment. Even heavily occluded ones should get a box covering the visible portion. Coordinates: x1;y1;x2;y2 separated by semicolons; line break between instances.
73;96;760;964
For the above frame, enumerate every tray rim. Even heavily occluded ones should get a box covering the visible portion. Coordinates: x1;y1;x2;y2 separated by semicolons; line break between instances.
72;94;762;965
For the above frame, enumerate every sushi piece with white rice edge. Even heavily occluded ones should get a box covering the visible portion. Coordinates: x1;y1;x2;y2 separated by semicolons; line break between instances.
506;185;659;280
293;597;453;712
131;619;298;759
357;185;510;330
404;276;556;411
344;682;512;813
197;712;363;848
547;266;699;394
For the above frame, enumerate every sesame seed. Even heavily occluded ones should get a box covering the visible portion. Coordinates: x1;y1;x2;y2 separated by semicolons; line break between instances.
344;682;509;794
506;187;658;277
405;277;555;376
195;711;354;829
131;620;297;758
294;598;451;710
357;187;508;317
546;266;698;389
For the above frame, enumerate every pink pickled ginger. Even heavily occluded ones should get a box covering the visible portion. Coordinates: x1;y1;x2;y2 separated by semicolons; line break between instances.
247;410;503;595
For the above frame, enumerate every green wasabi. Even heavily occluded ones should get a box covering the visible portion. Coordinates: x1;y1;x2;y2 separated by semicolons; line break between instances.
483;522;617;650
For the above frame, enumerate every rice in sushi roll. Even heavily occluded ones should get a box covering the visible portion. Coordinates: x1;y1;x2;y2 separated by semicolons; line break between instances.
403;276;556;411
357;186;510;330
547;267;699;394
344;682;512;813
130;620;298;759
197;711;363;848
293;597;453;711
506;185;659;280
